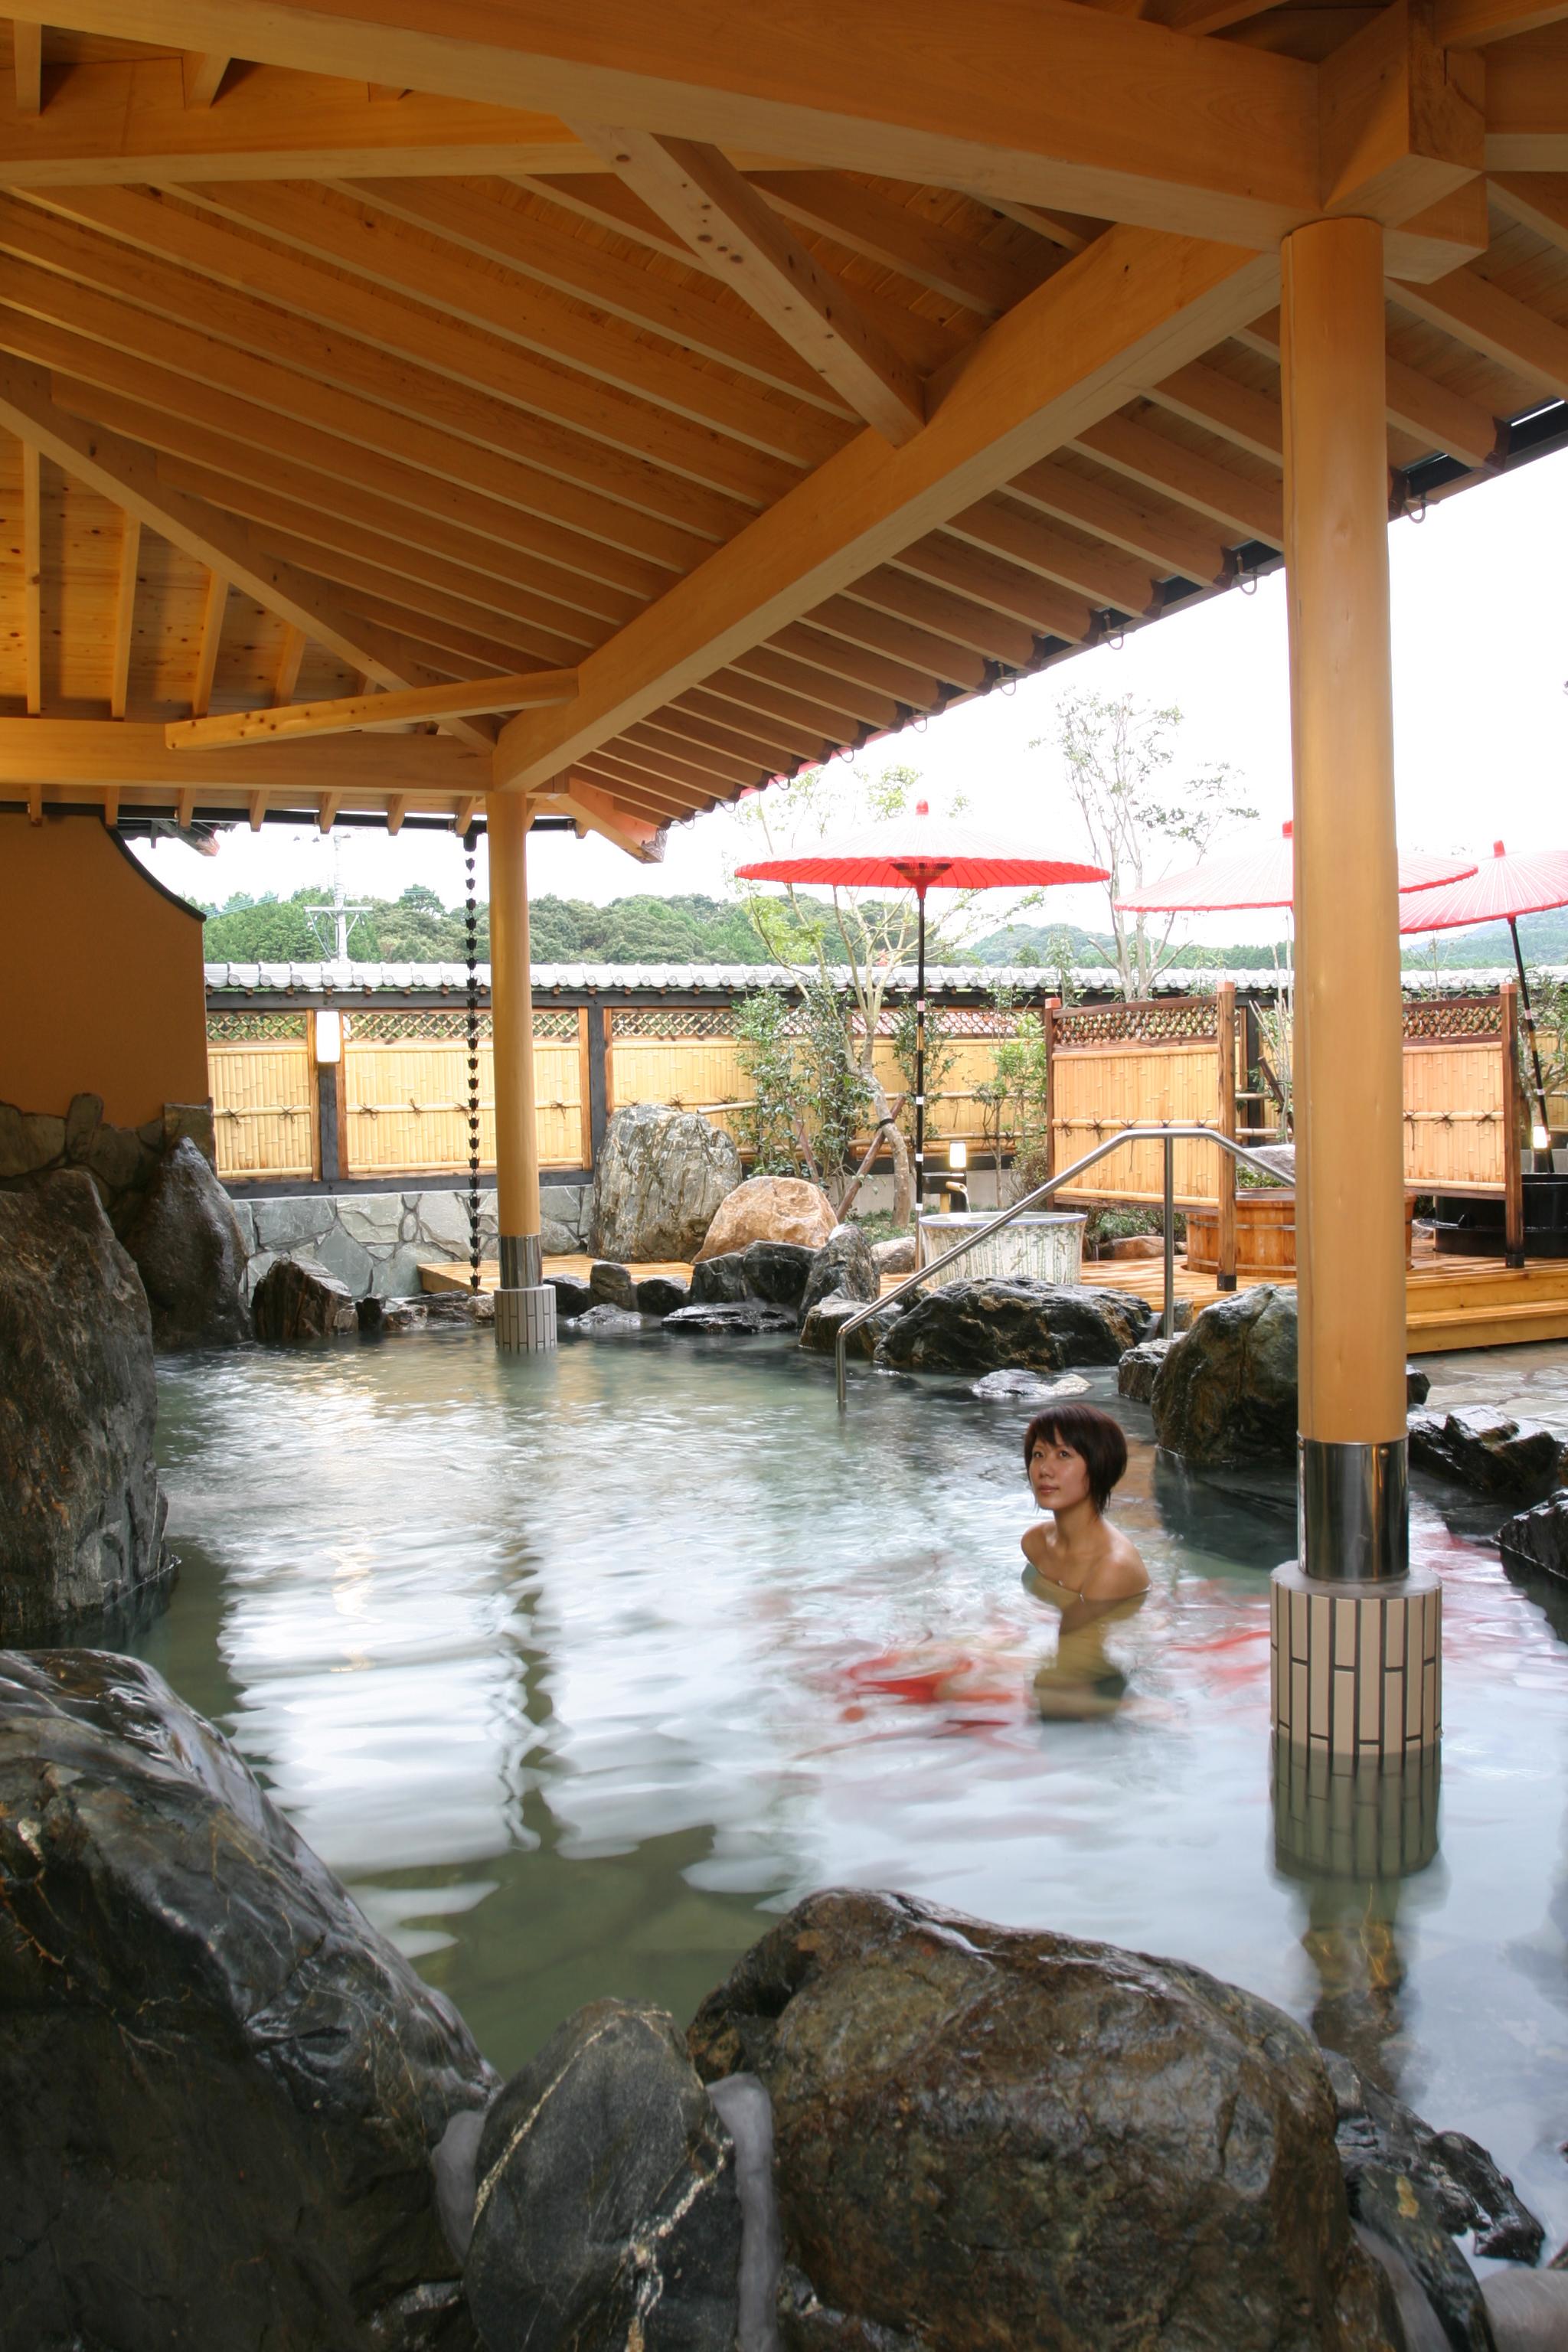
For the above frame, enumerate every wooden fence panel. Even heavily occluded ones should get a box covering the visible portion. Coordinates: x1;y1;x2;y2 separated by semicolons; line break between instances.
1402;1041;1506;1189
210;1037;315;1179
342;1037;582;1176
1049;1042;1224;1204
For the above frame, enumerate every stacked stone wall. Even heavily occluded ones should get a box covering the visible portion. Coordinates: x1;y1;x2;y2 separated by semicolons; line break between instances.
230;1182;595;1302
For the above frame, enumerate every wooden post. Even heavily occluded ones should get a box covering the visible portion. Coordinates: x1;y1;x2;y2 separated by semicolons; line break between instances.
576;1004;593;1171
487;792;556;1348
1281;214;1409;1584
1216;979;1238;1291
1042;996;1058;1183
590;1006;612;1158
1502;979;1527;1267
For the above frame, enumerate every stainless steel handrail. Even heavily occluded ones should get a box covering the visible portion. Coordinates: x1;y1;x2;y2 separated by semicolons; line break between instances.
834;1124;1295;1407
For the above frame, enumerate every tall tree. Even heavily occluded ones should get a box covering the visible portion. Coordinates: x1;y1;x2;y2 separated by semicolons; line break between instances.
1036;693;1256;1000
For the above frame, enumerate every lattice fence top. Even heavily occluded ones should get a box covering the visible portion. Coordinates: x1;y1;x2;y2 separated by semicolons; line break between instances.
206;1011;309;1043
1054;997;1219;1048
612;1006;738;1038
341;1008;580;1044
1403;995;1502;1042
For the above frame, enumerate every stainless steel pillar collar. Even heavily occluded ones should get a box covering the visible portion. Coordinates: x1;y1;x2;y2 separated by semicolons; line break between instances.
499;1233;543;1290
1298;1437;1410;1584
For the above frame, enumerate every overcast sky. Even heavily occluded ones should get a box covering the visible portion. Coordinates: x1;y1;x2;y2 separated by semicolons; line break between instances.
136;445;1568;953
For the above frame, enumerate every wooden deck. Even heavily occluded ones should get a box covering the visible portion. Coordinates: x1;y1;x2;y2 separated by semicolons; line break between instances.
421;1246;1568;1353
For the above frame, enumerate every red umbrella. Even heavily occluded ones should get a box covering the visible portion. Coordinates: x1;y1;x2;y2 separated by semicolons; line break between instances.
1113;819;1476;913
1399;839;1568;1133
736;800;1107;1206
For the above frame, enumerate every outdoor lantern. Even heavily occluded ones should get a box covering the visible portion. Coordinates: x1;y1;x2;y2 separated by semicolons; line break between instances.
948;1139;969;1170
1533;1124;1553;1152
315;1010;344;1063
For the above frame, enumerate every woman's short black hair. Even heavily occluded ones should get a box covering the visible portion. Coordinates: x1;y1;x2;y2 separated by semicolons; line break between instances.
1023;1402;1129;1514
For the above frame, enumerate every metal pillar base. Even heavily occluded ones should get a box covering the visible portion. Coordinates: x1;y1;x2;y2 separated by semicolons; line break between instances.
499;1233;543;1289
495;1285;557;1352
1299;1437;1409;1583
1270;1563;1440;1758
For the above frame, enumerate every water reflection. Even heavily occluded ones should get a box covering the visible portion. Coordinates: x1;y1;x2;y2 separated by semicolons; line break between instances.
134;1332;1568;2249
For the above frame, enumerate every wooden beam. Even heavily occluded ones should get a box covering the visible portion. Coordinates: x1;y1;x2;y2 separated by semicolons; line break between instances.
1144;0;1280;32
0;355;498;751
109;512;139;719
191;569;227;720
1070;412;1284;543
531;776;668;861
494;226;1278;789
385;794;406;834
1319;0;1485;226
273;623;308;706
168;668;577;751
13;21;41;119
1390;263;1568;399
1439;0;1568;44
749;172;1045;316
317;792;341;834
1141;361;1284;463
36;0;1321;245
452;794;482;835
247;789;267;831
572;129;926;443
1484;28;1568;170
928;499;1147;616
21;441;41;716
1488;168;1568;251
181;52;230;107
175;787;197;828
101;785;119;828
0;717;491;801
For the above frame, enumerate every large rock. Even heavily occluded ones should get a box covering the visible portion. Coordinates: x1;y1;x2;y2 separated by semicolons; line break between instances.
688;1889;1401;2352
871;1233;916;1276
546;1272;594;1321
1408;1409;1566;1496
742;1237;817;1308
124;1136;247;1351
694;1174;836;1263
1498;1489;1568;1580
0;1172;168;1638
251;1256;357;1343
590;1258;639;1310
593;1102;741;1262
1151;1284;1299;1465
689;1250;749;1306
799;1221;878;1324
874;1278;1150;1375
1118;1334;1172;1403
1325;2047;1542;2263
799;1296;904;1359
664;1301;798;1336
465;1999;740;2352
0;1650;494;2352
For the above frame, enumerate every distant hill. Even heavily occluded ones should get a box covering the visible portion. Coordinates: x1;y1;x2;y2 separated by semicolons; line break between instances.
973;910;1568;973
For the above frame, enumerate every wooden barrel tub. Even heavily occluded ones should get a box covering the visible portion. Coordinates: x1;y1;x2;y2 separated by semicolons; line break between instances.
1184;1191;1416;1278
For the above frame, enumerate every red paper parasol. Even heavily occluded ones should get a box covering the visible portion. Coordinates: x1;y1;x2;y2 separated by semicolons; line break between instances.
737;799;1106;1203
1113;820;1476;913
1400;840;1568;1134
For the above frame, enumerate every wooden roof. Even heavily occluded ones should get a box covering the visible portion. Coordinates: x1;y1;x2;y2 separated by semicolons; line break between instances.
2;3;1566;856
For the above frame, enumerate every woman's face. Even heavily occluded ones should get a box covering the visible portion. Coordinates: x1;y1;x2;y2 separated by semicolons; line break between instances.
1029;1435;1093;1514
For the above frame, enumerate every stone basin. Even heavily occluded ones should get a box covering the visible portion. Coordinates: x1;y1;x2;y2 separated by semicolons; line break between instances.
916;1208;1085;1285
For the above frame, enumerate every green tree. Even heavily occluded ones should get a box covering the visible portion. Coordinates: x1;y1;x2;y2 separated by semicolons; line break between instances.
1034;691;1256;1001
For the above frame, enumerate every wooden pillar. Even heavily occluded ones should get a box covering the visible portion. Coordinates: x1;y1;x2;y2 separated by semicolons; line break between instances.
1280;214;1409;1589
1216;980;1238;1291
486;792;556;1349
1502;980;1527;1266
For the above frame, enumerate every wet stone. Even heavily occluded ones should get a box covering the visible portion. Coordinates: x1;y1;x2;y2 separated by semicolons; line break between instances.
1117;1337;1171;1403
799;1297;903;1359
125;1135;247;1352
546;1274;594;1321
799;1224;877;1325
741;1238;817;1309
1497;1489;1568;1582
252;1259;356;1344
875;1279;1150;1377
465;1999;740;2352
637;1274;690;1318
1408;1409;1567;1496
1150;1284;1298;1465
690;1250;749;1306
973;1368;1091;1403
572;1302;647;1334
590;1259;640;1311
664;1301;799;1336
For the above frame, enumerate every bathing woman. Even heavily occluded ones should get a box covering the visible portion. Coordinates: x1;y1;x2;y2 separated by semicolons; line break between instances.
1021;1403;1148;1717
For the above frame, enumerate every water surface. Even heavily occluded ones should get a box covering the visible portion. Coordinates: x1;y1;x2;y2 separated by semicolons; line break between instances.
139;1329;1568;2255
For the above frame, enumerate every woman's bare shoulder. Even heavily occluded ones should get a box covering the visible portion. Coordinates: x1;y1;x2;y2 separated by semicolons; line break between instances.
1086;1531;1150;1599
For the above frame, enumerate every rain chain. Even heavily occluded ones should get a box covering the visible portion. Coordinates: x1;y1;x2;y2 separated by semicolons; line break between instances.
463;826;482;1293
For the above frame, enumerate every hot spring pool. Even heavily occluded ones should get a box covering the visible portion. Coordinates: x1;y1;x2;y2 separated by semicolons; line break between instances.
132;1327;1568;2252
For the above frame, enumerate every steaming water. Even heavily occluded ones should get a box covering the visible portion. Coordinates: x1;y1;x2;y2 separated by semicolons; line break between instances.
135;1328;1568;2253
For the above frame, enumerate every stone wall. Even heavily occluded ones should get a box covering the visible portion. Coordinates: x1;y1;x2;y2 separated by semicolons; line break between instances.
0;1095;216;1240
229;1182;595;1302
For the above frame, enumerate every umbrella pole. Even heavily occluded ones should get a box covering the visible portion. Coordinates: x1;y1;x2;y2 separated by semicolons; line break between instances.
1509;914;1553;1138
914;885;928;1235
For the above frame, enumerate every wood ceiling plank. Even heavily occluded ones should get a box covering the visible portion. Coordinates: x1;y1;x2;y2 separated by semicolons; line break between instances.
1140;360;1284;463
1483;27;1568;170
181;51;228;106
1069;412;1284;544
0;359;498;748
0;258;714;580
495;223;1279;789
845;564;1047;668
806;593;990;692
1488;168;1568;251
769;621;943;714
573;129;927;444
7;188;787;526
1439;0;1568;44
748;172;1046;315
890;531;1097;643
724;645;899;733
109;511;140;717
1390;261;1568;397
1235;309;1500;468
939;494;1158;612
189;567;227;717
21;442;41;713
1006;457;1227;583
0;715;492;798
702;665;870;745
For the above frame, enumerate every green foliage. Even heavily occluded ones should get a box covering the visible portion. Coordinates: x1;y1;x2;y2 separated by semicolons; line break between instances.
201;884;489;962
733;989;801;1176
795;975;874;1200
972;982;1055;1205
887;995;960;1148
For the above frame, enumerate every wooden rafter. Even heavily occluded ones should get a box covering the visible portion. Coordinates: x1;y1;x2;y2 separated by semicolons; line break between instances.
191;568;228;719
1070;413;1284;544
273;623;308;706
21;440;40;715
13;21;41;119
109;512;140;720
1390;264;1568;399
181;52;230;107
168;668;578;752
570;129;926;443
531;777;668;862
494;226;1278;789
0;358;498;753
1233;312;1501;470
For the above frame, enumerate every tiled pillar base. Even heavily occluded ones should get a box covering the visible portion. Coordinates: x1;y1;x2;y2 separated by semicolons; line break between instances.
1269;1563;1440;1759
495;1285;557;1353
1272;1733;1441;1883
